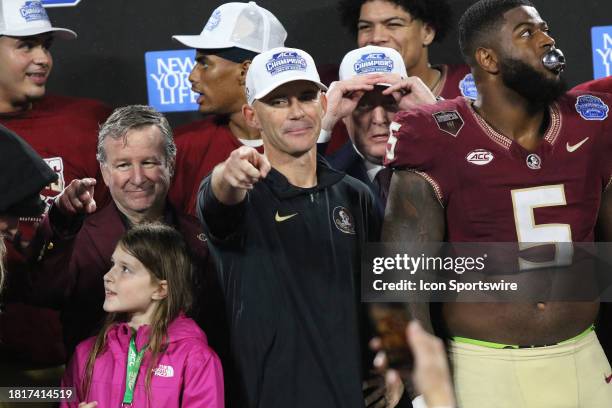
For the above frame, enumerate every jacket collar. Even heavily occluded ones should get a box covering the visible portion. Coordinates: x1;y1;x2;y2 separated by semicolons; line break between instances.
86;201;182;263
263;155;345;200
107;313;206;353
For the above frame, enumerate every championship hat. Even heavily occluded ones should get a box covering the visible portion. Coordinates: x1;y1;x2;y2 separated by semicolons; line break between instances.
245;47;328;105
339;45;408;84
172;2;286;54
0;0;76;39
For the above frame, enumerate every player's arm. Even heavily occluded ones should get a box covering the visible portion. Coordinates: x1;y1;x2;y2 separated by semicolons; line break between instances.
382;170;445;242
381;170;445;332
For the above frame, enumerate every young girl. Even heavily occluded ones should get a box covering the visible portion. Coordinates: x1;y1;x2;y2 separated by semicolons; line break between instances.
61;223;224;407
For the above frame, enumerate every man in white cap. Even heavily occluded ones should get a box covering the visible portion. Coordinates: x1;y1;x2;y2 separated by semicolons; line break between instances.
0;0;111;389
324;0;475;155
169;2;287;216
326;45;436;216
197;47;380;407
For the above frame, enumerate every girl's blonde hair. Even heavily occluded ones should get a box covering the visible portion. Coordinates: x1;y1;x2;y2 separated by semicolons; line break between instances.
81;223;194;401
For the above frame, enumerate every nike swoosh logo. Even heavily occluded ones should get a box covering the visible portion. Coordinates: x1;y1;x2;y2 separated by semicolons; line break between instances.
275;212;298;222
606;373;612;384
566;137;589;153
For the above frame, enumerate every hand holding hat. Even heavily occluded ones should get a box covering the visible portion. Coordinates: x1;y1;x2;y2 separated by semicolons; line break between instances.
323;74;388;131
380;75;437;111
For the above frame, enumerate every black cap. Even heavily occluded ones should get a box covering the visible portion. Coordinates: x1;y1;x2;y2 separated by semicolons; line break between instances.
0;124;57;217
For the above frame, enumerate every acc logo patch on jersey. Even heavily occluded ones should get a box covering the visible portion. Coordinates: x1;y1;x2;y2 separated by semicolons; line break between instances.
459;73;478;100
354;53;394;75
205;9;222;31
333;206;356;235
433;110;464;137
466;149;494;166
20;1;48;22
266;51;307;76
575;94;609;120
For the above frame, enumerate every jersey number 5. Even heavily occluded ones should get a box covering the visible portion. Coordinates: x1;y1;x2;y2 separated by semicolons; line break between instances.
511;184;573;270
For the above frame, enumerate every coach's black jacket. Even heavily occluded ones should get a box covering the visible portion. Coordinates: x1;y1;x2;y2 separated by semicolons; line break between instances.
198;156;380;408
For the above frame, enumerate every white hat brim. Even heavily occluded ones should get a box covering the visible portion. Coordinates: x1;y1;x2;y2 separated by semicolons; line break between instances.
1;26;76;40
172;34;261;53
251;77;328;105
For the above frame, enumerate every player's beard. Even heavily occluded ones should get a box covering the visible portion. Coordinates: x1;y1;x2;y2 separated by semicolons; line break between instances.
500;57;567;114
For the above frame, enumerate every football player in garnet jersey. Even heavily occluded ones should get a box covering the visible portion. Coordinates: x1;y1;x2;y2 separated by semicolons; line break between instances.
383;0;612;406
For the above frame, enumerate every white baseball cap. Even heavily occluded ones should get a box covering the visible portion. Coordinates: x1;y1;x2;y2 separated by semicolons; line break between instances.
0;0;76;39
339;45;407;83
245;47;328;105
173;1;286;54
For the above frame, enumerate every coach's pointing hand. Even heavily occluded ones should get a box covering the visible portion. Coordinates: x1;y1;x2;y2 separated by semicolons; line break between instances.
212;146;271;205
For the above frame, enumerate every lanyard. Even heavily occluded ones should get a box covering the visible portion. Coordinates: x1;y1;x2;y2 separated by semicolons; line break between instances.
122;334;148;405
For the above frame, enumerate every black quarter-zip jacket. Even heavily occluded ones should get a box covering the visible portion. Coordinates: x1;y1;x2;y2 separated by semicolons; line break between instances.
198;156;380;408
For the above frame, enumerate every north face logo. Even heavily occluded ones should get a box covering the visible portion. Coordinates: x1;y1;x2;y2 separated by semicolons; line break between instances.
153;364;174;378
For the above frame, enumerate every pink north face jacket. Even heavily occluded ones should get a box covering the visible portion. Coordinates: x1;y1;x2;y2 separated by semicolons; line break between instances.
61;314;224;407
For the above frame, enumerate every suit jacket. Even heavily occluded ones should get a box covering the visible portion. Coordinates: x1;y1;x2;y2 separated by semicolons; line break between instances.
327;141;386;218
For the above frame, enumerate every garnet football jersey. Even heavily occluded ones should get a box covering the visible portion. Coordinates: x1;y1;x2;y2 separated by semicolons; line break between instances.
572;76;612;93
385;92;612;243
